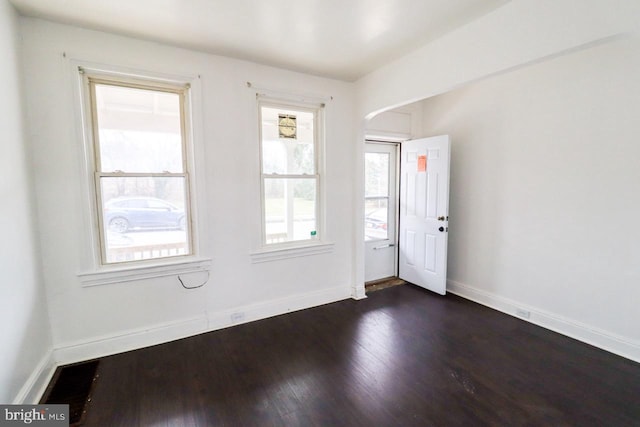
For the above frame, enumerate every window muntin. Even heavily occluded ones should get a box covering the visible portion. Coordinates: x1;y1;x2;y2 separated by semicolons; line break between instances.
88;77;192;264
259;102;321;245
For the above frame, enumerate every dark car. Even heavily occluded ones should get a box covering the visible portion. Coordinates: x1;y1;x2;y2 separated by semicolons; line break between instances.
104;197;185;233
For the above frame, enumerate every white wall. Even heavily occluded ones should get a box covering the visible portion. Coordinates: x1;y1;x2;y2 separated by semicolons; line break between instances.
364;103;423;142
419;35;640;360
20;18;356;363
0;2;53;403
355;0;640;360
357;0;640;117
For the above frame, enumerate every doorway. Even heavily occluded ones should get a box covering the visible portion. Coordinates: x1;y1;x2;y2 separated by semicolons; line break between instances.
364;135;451;295
364;141;399;283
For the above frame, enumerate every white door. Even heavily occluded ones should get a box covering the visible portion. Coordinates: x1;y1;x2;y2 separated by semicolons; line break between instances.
399;135;450;295
364;142;398;282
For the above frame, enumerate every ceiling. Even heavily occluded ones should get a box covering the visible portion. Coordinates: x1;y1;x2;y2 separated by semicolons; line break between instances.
10;0;509;81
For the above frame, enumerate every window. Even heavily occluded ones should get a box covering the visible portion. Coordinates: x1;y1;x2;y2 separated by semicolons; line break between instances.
365;152;390;241
86;74;193;264
259;101;322;245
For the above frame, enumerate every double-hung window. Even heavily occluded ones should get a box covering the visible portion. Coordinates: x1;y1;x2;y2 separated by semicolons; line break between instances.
86;74;193;264
259;100;323;245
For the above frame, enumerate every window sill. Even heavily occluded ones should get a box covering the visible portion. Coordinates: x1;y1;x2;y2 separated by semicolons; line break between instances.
78;257;212;287
250;241;334;263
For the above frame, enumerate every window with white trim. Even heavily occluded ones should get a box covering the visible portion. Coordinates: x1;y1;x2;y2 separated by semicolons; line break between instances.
259;100;323;245
85;73;193;264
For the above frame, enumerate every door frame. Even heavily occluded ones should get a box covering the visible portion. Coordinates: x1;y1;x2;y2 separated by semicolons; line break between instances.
364;139;401;282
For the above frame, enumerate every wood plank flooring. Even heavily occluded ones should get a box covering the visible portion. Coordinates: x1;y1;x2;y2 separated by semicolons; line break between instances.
80;285;640;426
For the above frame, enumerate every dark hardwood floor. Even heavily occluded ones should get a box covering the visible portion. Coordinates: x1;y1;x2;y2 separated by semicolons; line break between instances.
80;285;640;426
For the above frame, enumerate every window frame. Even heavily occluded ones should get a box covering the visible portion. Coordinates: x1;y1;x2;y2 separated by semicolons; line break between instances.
83;72;195;266
257;98;324;248
364;150;392;242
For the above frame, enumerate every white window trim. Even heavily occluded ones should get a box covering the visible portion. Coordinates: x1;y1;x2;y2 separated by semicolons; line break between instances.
78;258;212;287
250;242;334;264
70;59;210;283
87;75;193;264
256;97;329;253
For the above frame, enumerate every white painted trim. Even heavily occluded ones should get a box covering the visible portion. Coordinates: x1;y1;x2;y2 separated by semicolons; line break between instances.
207;285;351;330
447;279;640;363
54;316;209;365
363;129;410;142
53;285;350;365
67;57;208;275
78;257;212;286
247;81;332;104
256;97;327;250
351;286;367;300
12;349;56;404
352;125;367;300
250;242;334;263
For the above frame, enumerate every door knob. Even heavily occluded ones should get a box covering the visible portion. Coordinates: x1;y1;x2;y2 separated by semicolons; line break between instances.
438;226;444;232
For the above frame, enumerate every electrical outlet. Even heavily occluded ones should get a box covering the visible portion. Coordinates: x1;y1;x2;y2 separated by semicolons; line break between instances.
516;308;531;319
230;312;245;324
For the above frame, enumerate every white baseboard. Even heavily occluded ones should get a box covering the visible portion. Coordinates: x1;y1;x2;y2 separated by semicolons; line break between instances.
447;279;640;363
207;285;352;330
54;316;209;365
54;285;351;366
13;349;56;404
351;285;367;300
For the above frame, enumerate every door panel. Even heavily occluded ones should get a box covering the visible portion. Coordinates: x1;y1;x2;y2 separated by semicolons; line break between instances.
425;234;437;272
406;173;416;216
426;173;438;218
405;230;416;266
399;135;450;295
364;142;398;282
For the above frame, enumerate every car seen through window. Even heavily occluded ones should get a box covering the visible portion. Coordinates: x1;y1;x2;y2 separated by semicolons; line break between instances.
104;197;186;233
